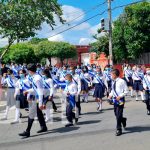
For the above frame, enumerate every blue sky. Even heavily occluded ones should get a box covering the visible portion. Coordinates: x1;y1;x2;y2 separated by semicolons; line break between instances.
0;0;145;47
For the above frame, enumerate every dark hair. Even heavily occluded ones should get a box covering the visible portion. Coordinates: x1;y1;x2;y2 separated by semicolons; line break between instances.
19;69;26;74
7;69;13;75
111;69;120;77
37;64;41;68
43;69;52;78
27;64;37;72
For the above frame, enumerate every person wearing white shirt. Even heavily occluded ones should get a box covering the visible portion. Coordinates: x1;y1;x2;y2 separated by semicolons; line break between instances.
19;64;47;138
80;66;91;103
42;69;54;123
108;69;128;136
70;66;81;117
124;65;134;97
143;68;150;115
132;65;145;101
12;69;31;124
1;69;17;120
63;74;78;127
93;68;107;112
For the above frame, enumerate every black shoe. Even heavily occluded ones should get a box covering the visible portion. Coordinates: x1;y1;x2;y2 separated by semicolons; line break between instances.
75;118;78;124
122;118;127;129
65;123;73;127
116;130;122;136
147;110;150;115
37;127;48;133
20;113;22;118
19;131;30;137
142;100;146;103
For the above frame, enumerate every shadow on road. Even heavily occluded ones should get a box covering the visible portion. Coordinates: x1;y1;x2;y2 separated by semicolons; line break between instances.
77;120;101;126
124;126;150;134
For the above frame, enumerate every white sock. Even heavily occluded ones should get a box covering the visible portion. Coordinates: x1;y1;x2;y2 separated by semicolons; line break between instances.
131;89;133;96
136;92;138;100
5;106;10;118
141;92;145;101
15;108;20;121
99;102;102;110
45;109;50;121
85;94;88;102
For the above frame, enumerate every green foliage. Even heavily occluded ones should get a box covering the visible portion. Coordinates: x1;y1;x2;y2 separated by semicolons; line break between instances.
90;34;109;56
91;1;150;63
29;38;48;45
3;43;38;64
0;0;64;58
52;42;77;64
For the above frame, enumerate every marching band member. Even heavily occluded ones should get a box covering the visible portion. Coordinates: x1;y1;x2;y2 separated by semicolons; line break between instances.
143;68;150;115
108;69;128;136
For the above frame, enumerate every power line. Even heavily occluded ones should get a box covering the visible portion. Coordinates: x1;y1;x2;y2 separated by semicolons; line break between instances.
48;0;145;39
52;1;107;32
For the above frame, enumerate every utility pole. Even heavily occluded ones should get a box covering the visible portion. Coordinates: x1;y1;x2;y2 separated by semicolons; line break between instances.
108;0;113;65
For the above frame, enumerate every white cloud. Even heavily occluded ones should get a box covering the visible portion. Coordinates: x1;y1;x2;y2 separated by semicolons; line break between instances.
79;38;91;45
48;34;64;42
73;22;91;31
88;23;100;35
0;38;8;47
62;5;84;22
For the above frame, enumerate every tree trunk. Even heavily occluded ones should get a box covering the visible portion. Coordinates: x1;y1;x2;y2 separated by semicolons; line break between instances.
49;57;52;66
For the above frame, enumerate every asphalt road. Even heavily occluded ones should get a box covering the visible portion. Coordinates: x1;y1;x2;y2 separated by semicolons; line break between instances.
0;94;150;150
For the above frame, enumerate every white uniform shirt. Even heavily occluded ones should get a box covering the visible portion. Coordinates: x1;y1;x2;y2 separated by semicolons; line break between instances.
63;82;78;96
109;77;128;98
43;78;54;97
72;74;81;95
27;74;43;107
143;75;150;90
132;71;144;81
1;75;17;88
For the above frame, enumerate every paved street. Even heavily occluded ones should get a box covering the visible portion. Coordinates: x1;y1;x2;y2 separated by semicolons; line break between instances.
0;94;150;150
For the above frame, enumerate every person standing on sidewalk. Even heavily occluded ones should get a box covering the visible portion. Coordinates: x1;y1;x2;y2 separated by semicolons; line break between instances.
19;64;47;138
108;69;128;136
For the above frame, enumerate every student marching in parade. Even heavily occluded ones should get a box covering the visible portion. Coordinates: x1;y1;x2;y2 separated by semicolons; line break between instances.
124;65;134;97
1;69;17;120
132;65;145;101
108;69;128;136
19;64;47;138
80;66;92;103
143;68;150;115
93;68;107;112
42;69;54;123
69;66;81;117
63;74;78;127
12;69;31;124
103;65;112;97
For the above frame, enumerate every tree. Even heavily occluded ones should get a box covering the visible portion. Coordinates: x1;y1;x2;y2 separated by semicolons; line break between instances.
0;0;64;60
52;42;77;65
90;34;109;56
113;1;150;61
112;15;128;62
34;40;55;65
29;38;48;45
2;43;38;64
